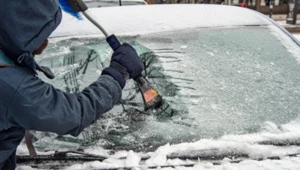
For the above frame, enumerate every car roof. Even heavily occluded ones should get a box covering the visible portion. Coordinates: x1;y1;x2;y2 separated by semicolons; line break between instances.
84;0;146;2
51;4;273;38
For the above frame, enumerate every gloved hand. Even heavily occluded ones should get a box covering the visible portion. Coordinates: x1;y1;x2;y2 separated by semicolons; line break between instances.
102;43;144;89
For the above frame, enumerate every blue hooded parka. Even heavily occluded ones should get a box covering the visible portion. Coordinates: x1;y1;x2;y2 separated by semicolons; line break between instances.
0;0;122;169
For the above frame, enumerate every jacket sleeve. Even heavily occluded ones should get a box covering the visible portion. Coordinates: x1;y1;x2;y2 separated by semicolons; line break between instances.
8;74;122;136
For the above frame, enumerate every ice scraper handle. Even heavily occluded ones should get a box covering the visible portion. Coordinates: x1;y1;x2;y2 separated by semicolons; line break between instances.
106;34;121;51
106;35;162;110
107;35;144;80
106;35;153;102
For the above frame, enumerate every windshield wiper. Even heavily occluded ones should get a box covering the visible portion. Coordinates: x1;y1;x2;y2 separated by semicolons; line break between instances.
258;140;300;146
17;150;107;169
17;150;300;170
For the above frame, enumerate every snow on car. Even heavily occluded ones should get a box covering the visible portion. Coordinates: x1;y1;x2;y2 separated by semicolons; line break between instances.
83;0;147;8
16;4;300;170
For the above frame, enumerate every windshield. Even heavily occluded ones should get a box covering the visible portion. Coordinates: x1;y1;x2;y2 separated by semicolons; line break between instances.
35;26;300;152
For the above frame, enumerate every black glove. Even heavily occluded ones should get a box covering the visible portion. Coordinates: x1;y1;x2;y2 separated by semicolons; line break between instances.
102;43;144;88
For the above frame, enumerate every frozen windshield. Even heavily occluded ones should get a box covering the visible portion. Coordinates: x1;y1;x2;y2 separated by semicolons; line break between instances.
36;26;300;151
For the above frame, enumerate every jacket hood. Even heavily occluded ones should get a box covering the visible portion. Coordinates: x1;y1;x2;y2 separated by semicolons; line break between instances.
0;0;62;78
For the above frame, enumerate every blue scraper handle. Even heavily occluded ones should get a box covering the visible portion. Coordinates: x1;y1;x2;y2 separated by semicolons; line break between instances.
106;34;121;51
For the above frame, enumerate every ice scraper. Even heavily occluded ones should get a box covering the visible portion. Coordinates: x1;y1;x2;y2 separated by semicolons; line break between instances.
58;0;162;111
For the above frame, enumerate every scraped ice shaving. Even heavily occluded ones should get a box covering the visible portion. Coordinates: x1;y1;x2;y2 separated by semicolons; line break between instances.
145;143;170;166
125;150;141;167
84;147;110;157
180;45;188;49
102;157;125;166
16;166;38;170
96;69;102;76
207;52;214;56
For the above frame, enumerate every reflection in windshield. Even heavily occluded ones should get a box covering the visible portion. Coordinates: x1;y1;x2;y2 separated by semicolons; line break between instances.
36;26;300;152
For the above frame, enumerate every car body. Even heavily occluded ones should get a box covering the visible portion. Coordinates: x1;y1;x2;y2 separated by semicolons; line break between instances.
83;0;147;8
18;4;300;169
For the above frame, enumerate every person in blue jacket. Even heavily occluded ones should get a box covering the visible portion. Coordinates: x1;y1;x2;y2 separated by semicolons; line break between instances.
0;0;144;169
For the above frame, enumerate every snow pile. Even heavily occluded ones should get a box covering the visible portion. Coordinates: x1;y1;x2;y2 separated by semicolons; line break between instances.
16;156;300;170
83;118;300;169
65;161;121;170
126;150;141;167
16;119;300;169
162;157;300;170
